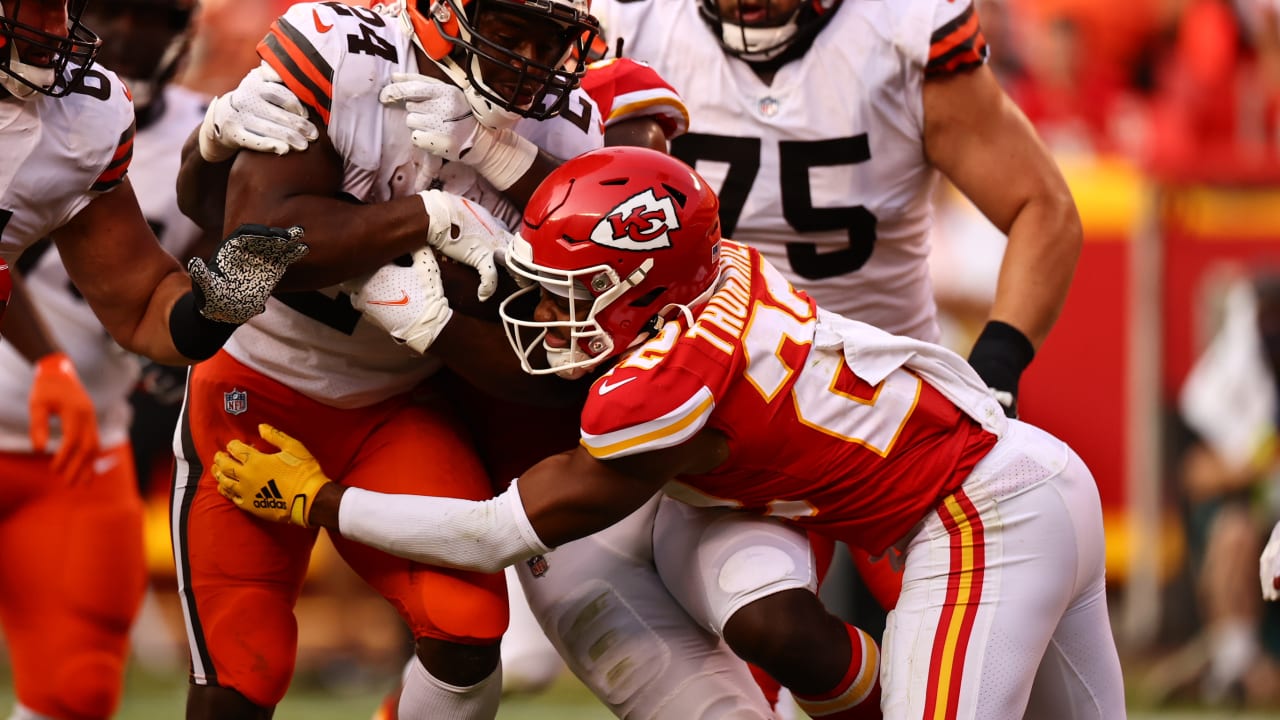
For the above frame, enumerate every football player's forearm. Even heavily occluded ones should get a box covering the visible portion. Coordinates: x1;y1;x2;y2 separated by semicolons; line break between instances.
176;127;233;232
334;481;549;574
134;271;211;365
987;189;1082;349
227;193;432;292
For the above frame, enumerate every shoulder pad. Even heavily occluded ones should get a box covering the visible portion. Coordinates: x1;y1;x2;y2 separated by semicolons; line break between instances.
258;2;404;125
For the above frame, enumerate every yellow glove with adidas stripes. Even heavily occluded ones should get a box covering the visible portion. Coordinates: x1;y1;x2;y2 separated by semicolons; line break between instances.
213;424;331;527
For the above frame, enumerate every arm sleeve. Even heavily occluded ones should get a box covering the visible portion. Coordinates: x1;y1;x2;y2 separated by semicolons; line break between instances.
337;478;551;573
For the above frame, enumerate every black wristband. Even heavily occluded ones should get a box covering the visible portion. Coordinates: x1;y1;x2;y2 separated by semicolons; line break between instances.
966;320;1035;394
168;290;240;361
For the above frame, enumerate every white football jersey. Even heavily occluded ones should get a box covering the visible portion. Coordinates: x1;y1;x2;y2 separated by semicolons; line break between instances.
0;78;204;452
592;0;988;341
0;64;134;264
224;2;605;408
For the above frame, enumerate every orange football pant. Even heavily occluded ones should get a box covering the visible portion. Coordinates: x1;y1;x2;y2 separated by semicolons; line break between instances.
173;352;507;707
0;443;146;720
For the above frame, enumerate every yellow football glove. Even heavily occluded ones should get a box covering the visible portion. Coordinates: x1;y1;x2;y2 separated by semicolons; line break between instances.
213;423;331;527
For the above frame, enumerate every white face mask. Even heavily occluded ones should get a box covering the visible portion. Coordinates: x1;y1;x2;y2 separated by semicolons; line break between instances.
715;12;802;62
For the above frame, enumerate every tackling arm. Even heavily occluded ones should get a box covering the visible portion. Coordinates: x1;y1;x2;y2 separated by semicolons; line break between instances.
53;180;197;364
212;424;731;571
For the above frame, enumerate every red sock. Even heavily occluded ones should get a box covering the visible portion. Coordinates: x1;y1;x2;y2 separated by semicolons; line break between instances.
851;551;903;610
792;623;882;719
370;683;400;720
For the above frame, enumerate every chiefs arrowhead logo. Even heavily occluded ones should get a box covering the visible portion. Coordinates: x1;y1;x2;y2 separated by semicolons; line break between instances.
590;189;681;251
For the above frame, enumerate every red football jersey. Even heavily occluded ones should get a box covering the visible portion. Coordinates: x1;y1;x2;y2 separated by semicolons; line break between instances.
580;241;997;554
580;57;689;139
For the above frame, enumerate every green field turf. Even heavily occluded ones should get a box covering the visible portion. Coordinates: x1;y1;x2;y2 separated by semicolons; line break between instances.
1;665;1276;719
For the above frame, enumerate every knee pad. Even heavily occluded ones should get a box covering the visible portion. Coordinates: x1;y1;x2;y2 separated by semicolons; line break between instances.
655;498;816;635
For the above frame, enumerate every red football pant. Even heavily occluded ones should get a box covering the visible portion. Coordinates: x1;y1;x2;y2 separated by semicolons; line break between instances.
173;352;507;707
0;443;145;719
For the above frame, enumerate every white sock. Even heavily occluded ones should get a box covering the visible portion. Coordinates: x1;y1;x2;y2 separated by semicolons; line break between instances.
397;655;501;720
8;704;54;720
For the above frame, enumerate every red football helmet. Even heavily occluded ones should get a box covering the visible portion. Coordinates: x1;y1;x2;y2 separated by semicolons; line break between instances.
501;146;723;378
0;0;101;99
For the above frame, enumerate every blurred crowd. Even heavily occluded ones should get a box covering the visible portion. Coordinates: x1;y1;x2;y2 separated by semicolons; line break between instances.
982;0;1280;179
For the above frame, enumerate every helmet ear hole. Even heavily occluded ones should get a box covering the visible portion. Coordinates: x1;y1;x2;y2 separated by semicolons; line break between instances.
629;286;667;308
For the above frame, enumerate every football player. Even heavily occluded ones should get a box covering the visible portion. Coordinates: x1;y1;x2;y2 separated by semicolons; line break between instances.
162;2;656;719
0;0;308;365
216;147;1126;720
81;0;211;495
580;0;1082;709
0;275;116;720
594;0;1078;415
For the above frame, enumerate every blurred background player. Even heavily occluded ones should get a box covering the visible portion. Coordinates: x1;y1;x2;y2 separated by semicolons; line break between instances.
1168;270;1280;706
0;274;131;720
0;0;308;362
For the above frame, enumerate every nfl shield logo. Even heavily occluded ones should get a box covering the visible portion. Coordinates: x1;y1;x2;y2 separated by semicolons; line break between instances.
224;389;248;415
526;554;550;578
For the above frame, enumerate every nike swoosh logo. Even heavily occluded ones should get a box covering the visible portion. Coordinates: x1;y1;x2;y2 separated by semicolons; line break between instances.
367;291;410;306
313;9;333;33
597;376;637;395
94;454;120;475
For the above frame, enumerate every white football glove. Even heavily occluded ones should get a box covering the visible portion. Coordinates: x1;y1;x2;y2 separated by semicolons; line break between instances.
380;73;538;191
1262;521;1280;601
417;189;516;302
347;248;454;355
199;64;319;163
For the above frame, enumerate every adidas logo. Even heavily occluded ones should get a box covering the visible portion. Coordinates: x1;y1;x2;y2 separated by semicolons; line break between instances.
253;479;288;510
